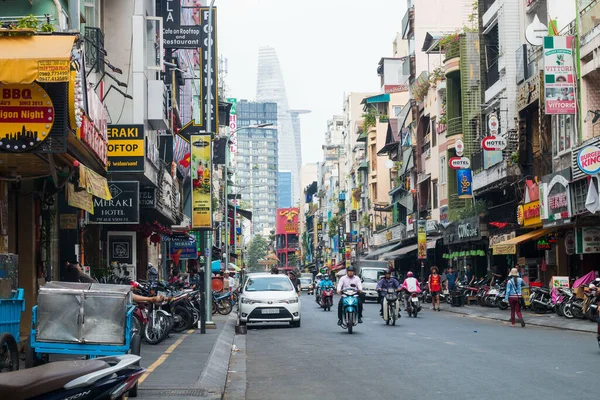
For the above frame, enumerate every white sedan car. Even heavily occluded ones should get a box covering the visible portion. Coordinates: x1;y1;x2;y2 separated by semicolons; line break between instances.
238;273;301;327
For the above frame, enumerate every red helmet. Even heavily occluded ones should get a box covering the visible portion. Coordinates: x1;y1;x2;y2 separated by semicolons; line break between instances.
407;271;414;277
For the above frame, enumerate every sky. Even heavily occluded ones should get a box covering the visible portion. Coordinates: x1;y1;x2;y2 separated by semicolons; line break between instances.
217;0;406;164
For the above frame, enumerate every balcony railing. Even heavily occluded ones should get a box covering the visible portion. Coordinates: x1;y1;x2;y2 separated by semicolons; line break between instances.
446;116;462;137
84;27;105;74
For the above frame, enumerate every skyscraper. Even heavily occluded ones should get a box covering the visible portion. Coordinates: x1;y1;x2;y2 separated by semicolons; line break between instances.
235;100;279;236
256;46;308;207
277;171;292;208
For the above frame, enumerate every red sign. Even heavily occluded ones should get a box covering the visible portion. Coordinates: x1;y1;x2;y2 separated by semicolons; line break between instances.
80;116;108;166
481;135;507;151
276;208;299;235
384;84;408;94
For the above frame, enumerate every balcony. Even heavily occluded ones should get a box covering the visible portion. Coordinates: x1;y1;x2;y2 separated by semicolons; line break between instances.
472;160;521;193
446;116;462;137
84;27;105;74
401;7;415;40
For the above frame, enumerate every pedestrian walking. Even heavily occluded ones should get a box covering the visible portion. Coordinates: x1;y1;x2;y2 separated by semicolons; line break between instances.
505;268;526;327
428;266;442;311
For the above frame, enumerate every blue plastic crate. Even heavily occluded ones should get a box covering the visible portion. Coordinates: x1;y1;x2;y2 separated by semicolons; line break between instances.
0;288;25;343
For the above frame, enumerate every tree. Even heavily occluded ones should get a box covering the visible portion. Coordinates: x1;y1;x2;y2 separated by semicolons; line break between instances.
247;235;269;272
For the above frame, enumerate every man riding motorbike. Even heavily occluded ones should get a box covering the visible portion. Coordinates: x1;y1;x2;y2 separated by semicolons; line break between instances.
401;271;421;310
337;266;364;325
376;269;401;317
319;273;334;289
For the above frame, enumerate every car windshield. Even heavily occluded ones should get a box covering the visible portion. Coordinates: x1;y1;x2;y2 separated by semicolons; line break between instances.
245;277;294;292
300;278;312;285
361;269;381;282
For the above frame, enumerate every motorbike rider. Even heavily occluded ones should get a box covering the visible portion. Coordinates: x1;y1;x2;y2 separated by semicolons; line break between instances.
337;265;364;325
401;271;422;310
319;273;334;289
376;268;401;317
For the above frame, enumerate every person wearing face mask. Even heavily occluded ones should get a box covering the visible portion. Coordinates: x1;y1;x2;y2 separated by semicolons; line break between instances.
376;268;401;318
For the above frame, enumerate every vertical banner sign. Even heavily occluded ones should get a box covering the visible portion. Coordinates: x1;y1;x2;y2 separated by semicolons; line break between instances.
191;134;212;229
162;0;201;49
201;7;219;130
543;36;576;115
227;98;238;170
456;169;473;199
417;220;427;260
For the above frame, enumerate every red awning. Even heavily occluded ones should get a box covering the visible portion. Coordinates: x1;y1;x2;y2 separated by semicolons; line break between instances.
330;262;345;272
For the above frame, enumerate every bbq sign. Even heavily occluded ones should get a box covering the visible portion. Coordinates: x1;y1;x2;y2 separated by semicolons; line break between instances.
576;145;600;175
481;135;507;151
0;83;54;152
449;156;471;170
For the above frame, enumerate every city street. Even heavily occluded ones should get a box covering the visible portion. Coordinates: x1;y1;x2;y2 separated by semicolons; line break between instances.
243;298;598;400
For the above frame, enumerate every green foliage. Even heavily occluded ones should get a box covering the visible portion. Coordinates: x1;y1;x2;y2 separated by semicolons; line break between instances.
328;215;339;238
429;66;445;86
362;109;377;131
456;199;491;220
361;213;370;229
17;15;39;29
411;75;431;103
247;235;269;272
510;151;519;165
40;23;55;33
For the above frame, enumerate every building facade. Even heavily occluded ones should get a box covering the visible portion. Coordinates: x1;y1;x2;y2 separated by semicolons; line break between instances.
278;170;292;208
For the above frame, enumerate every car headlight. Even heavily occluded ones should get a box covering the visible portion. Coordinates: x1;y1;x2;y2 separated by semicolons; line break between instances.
286;298;298;304
241;297;252;304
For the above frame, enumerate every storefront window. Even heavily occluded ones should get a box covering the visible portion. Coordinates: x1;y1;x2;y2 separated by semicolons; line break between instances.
552;114;574;156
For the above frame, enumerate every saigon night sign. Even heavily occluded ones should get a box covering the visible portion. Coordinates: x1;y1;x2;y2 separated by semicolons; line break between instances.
0;83;54;152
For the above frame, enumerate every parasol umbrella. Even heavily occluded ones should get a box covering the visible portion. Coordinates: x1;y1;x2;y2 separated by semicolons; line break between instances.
227;262;241;272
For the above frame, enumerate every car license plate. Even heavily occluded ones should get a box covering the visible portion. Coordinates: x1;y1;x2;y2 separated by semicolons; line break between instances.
411;297;419;303
261;309;279;314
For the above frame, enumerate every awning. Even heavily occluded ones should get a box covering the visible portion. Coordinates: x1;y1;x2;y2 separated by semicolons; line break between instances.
361;93;390;105
364;242;403;260
0;35;76;84
228;203;253;220
381;239;437;261
358;161;369;170
331;262;345;272
492;228;551;255
356;131;367;142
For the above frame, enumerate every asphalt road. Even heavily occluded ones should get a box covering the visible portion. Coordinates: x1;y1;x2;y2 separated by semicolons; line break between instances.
245;296;599;400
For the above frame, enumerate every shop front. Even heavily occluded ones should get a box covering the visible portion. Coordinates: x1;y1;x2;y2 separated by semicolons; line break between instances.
442;216;489;279
0;33;113;338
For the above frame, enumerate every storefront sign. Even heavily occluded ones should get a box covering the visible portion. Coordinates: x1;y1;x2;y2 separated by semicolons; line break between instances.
66;182;94;215
140;187;156;208
107;125;145;172
455;139;464;156
146;134;160;169
88;181;140;224
443;217;481;245
576;145;600;175
59;214;78;230
488;113;499;135
536;237;551;250
517;74;540;111
456;169;473;199
277;208;299;234
162;0;202;49
38;60;70;83
78;165;112;200
439;206;448;224
81;116;108;166
449;156;470;170
426;220;438;233
157;170;174;219
200;7;219;129
551;276;569;288
481;135;507;151
519;200;541;227
575;226;600;254
565;231;575;255
0;83;54;152
489;232;516;248
169;237;197;260
417;220;427;259
540;170;571;227
543;36;576;115
191;134;212;229
384;84;409;94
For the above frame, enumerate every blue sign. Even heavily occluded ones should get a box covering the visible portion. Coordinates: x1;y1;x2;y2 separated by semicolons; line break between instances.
456;169;473;199
350;230;358;243
170;238;197;260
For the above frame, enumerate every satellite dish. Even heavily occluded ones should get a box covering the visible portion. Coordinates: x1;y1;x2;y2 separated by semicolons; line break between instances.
385;159;394;169
526;15;547;47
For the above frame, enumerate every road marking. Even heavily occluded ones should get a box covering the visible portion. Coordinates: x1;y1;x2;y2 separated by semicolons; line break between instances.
137;331;192;385
443;341;456;345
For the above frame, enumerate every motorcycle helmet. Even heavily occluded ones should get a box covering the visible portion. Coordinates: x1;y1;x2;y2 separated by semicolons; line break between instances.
347;266;356;272
407;271;414;277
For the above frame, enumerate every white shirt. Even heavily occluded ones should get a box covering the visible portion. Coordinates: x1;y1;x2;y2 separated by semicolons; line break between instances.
228;277;236;289
337;275;363;292
402;277;420;292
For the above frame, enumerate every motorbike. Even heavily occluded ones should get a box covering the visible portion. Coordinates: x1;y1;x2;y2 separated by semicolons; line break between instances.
529;286;554;314
405;291;421;317
320;286;334;311
0;354;144;400
590;303;600;349
315;286;323;306
340;287;360;334
382;288;400;326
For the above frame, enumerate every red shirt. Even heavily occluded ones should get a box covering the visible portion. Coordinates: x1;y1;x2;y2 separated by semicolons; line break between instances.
429;274;441;292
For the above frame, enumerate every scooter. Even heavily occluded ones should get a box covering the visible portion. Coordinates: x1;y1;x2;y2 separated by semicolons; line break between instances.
530;286;554;314
340;287;360;334
406;291;421;317
0;354;144;400
315;286;323;306
382;288;400;326
321;286;334;311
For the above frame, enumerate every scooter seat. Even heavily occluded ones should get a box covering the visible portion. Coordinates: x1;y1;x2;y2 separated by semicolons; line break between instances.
0;359;108;400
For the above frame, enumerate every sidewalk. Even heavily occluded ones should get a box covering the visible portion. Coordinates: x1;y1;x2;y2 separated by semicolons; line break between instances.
439;303;597;333
135;313;237;400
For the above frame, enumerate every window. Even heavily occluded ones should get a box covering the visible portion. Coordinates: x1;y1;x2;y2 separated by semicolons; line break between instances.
392;106;403;117
432;180;438;209
440;156;447;184
431;118;437;147
552;114;575;156
84;1;101;28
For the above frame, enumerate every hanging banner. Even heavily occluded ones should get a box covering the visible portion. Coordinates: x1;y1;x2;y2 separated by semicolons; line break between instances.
543;36;576;115
456;169;473;199
66;182;94;215
417;220;427;259
191;134;212;229
200;7;219;130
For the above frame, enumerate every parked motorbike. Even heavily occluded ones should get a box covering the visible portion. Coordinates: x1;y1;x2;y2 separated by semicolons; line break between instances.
0;354;144;400
340;286;360;334
405;291;421;317
382;288;400;326
529;286;554;314
320;286;334;311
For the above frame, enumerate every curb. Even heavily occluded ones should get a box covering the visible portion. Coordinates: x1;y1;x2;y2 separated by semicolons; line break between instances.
223;332;247;400
441;306;596;333
194;313;237;397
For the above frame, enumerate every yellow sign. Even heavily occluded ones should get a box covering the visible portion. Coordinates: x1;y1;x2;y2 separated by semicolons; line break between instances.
191;134;212;229
59;214;78;230
107;139;145;156
79;165;112;200
522;200;541;227
107;125;145;172
66;183;94;214
37;60;70;83
516;205;524;225
417;219;427;259
0;83;54;152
